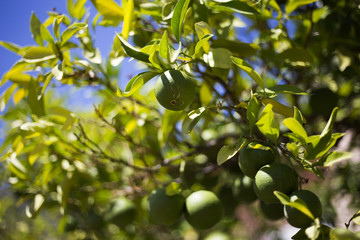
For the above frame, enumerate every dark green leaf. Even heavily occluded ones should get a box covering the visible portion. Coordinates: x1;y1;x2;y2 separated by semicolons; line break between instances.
268;84;307;95
212;40;259;57
278;48;313;67
286;0;317;15
117;35;150;63
171;0;191;42
27;81;45;117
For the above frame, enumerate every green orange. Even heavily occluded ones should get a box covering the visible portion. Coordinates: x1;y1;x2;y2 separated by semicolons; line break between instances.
260;201;284;221
284;190;322;228
105;197;137;228
147;188;185;226
155;69;195;111
254;163;298;203
185;190;223;229
238;142;276;179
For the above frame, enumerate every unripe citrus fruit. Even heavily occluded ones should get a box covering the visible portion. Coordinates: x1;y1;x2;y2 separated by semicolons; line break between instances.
236;175;258;204
155;69;195;111
238;142;276;179
284;190;322;228
185;190;223;229
260;201;284;221
205;232;231;240
147;188;185;226
105;197;137;227
254;163;298;203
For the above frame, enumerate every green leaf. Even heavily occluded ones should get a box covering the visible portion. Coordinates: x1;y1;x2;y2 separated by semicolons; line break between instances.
285;0;317;15
182;107;206;135
247;93;259;134
41;73;53;94
261;98;294;118
67;0;87;20
159;30;169;60
195;21;212;53
169;42;182;63
118;71;158;97
283;118;308;145
194;34;213;57
274;191;315;220
61;23;87;46
122;0;135;40
329;228;360;240
117;34;150;63
306;133;344;161
0;85;17;111
278;48;313;67
256;104;279;143
23;46;56;63
171;0;191;42
199;82;212;106
40;24;54;44
165;182;181;196
149;43;162;70
349;210;360;226
160;110;185;146
7;153;28;180
90;0;124;18
48;106;78;130
212;40;260;57
231;56;264;90
214;1;258;15
27;81;45;117
0;41;21;54
53;15;64;40
268;84;307;95
320;107;338;139
30;12;43;46
206;48;233;69
217;138;249;165
294;106;305;125
162;2;175;20
322;151;353;167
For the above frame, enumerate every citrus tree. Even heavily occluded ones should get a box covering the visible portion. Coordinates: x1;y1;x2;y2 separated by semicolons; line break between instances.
1;0;360;239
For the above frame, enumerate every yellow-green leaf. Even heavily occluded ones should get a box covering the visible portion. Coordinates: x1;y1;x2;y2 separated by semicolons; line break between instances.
23;46;56;63
231;56;264;90
171;0;191;42
122;0;135;40
256;104;279;143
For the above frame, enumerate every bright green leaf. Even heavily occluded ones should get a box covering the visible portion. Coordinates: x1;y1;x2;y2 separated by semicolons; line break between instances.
159;30;169;60
247;93;259;134
194;34;213;57
206;48;232;69
274;191;315;220
217;138;249;165
0;85;17;111
231;56;264;90
256;104;279;143
0;41;21;54
181;107;206;135
286;0;317;15
118;71;158;97
149;43;162;70
60;23;87;46
322;151;353;167
23;46;56;63
122;0;135;40
171;0;191;42
283;118;308;145
199;82;212;106
212;40;260;57
261;98;294;118
53;15;64;40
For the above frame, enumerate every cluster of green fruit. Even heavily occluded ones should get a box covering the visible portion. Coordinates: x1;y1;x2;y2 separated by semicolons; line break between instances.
238;141;323;229
102;188;223;230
